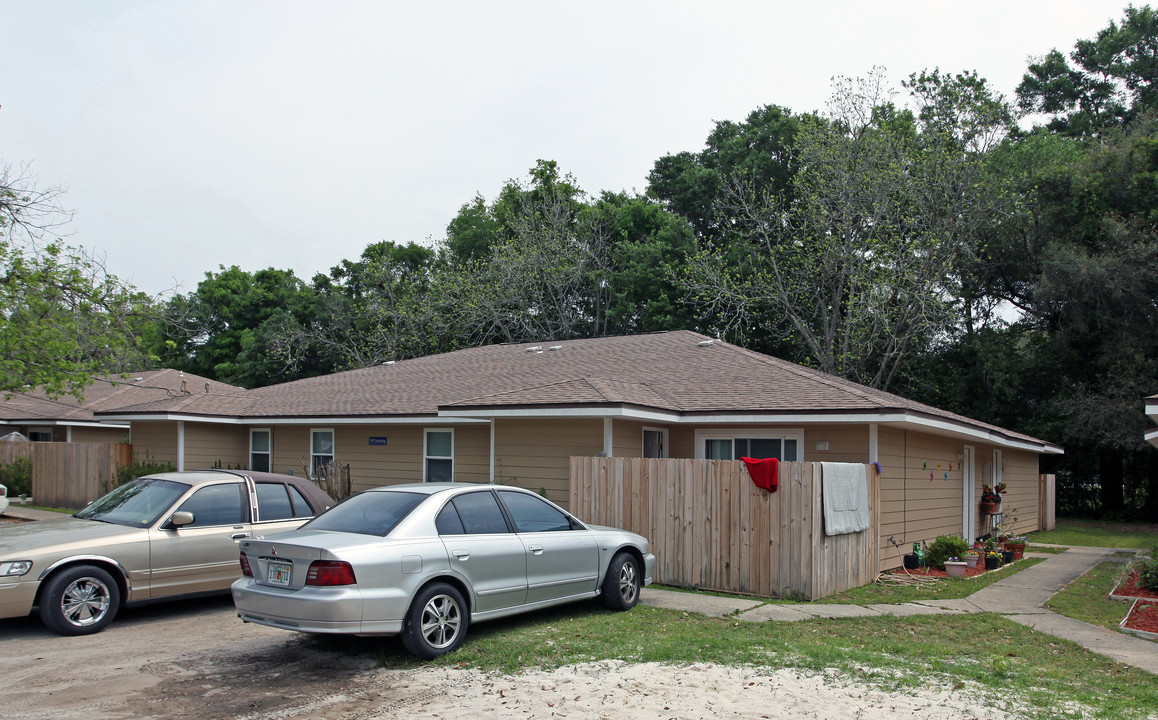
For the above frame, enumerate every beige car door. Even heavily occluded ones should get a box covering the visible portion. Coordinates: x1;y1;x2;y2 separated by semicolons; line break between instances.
147;482;252;598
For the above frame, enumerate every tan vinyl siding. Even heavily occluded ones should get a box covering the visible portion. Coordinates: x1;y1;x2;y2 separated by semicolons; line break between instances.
877;428;972;571
800;425;868;463
182;423;247;469
670;427;695;458
128;421;178;465
992;448;1040;536
494;418;603;508
270;426;310;476
69;426;131;444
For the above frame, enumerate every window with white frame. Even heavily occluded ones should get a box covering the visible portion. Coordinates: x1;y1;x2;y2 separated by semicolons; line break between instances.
424;429;454;482
310;429;334;477
28;427;53;442
250;429;271;472
694;430;802;461
643;427;668;458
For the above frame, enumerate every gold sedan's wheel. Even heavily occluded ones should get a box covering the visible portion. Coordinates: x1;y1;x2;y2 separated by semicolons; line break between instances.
40;565;121;635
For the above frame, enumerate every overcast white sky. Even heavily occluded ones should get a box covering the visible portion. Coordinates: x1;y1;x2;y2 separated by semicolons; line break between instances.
1;1;1135;296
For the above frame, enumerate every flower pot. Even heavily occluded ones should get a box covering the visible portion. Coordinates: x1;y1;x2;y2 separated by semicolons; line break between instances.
945;561;967;578
903;553;920;570
964;555;979;568
1013;550;1023;560
985;556;1001;570
980;501;1000;514
1002;550;1015;564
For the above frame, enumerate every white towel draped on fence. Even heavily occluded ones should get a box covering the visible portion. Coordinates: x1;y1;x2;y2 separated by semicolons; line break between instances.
821;462;870;536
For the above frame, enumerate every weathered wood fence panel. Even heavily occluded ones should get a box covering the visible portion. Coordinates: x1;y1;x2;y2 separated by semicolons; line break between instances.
0;442;133;508
570;457;879;600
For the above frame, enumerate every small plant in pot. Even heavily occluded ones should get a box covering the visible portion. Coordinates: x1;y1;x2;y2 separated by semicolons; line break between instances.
944;556;968;578
985;550;1002;570
981;482;1006;514
926;535;970;571
1005;534;1027;559
963;549;980;568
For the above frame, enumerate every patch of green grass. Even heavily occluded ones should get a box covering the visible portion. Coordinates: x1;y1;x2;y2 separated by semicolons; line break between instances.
1031;519;1158;549
815;557;1045;605
355;603;1158;719
1045;561;1135;632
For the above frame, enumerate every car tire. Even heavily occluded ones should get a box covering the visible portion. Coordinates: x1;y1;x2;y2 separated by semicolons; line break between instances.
39;565;121;636
400;582;469;659
601;551;641;611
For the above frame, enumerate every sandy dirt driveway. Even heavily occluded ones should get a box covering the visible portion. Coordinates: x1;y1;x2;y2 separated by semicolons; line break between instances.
0;595;1023;720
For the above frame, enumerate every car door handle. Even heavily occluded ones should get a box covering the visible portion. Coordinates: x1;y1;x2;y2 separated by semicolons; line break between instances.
452;549;470;560
231;532;251;540
527;545;544;555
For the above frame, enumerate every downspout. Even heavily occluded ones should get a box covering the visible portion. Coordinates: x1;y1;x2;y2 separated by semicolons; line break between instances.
66;426;73;443
489;419;495;484
603;418;613;457
177;420;185;472
868;423;878;465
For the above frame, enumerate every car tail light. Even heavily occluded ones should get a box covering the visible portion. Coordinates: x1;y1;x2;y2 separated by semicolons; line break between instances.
239;552;253;577
305;560;356;586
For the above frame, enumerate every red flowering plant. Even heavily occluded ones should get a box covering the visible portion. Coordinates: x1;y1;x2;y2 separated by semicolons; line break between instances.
981;482;1007;504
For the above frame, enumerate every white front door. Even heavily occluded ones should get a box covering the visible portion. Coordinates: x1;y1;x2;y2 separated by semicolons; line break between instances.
962;446;976;544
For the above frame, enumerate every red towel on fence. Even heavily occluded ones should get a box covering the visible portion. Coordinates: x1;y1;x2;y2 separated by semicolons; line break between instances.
741;457;779;492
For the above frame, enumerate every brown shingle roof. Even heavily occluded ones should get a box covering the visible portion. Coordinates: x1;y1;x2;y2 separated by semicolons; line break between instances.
96;332;1057;450
1;370;241;424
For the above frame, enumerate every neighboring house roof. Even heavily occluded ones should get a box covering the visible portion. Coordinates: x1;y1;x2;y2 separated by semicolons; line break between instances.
96;332;1062;454
0;370;241;429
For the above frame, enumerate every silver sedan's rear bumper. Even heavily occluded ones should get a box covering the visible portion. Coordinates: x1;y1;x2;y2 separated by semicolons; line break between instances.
231;577;406;636
643;552;657;586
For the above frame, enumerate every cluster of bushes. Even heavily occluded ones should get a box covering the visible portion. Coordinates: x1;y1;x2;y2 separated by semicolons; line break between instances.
0;457;32;497
925;535;971;570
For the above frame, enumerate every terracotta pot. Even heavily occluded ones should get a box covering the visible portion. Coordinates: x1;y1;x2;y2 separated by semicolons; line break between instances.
945;561;967;578
980;501;1000;514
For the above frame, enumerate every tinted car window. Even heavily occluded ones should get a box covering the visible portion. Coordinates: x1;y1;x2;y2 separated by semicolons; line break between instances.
499;491;574;532
288;485;313;516
255;482;294;521
303;491;424;536
436;504;466;535
451;492;509;534
176;483;246;527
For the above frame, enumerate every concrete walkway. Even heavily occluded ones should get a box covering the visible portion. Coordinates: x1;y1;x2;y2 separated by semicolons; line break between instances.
640;546;1158;675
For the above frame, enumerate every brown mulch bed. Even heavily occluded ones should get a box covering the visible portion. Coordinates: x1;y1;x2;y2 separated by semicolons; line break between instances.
1122;600;1158;636
1113;570;1158;601
887;564;995;579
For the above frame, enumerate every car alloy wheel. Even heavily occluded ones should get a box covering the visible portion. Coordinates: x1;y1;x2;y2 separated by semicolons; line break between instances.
601;552;641;611
401;582;469;659
420;593;462;649
40;565;121;635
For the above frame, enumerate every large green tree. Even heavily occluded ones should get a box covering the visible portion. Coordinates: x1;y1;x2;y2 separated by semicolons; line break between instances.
683;70;1013;390
1;162;154;398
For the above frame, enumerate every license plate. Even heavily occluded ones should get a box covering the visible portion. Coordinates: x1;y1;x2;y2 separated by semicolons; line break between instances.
267;561;292;586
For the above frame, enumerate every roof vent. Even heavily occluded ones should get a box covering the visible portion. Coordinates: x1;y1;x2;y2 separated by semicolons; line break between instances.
697;339;715;347
525;346;542;352
548;345;563;351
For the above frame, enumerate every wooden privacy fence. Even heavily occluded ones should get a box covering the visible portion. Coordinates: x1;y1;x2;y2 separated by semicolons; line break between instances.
570;457;879;600
0;442;133;508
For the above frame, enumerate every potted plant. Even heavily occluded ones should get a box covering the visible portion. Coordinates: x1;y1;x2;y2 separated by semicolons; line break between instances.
963;550;980;568
1005;535;1027;559
944;556;968;578
980;482;1006;514
985;550;1002;570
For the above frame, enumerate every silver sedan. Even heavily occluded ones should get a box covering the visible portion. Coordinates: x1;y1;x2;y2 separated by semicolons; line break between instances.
232;483;655;658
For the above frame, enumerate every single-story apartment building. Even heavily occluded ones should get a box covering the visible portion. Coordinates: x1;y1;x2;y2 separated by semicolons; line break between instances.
95;331;1061;562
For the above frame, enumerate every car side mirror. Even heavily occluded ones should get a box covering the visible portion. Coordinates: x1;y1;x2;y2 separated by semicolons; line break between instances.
170;511;195;528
